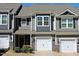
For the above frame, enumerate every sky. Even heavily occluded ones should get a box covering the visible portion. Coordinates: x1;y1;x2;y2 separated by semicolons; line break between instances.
21;3;79;8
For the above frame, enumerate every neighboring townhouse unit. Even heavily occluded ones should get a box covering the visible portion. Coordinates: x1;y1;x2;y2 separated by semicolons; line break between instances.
0;3;22;50
14;4;79;53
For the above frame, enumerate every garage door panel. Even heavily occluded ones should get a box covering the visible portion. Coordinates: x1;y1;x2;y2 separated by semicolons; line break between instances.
60;39;77;53
36;38;52;51
0;36;9;49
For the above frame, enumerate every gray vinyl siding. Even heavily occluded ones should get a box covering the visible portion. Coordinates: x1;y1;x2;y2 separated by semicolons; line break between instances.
36;26;50;32
0;25;8;30
19;19;31;30
56;18;78;32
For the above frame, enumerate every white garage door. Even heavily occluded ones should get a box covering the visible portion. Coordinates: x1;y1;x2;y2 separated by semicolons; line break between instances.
0;36;9;49
60;39;77;53
36;37;52;51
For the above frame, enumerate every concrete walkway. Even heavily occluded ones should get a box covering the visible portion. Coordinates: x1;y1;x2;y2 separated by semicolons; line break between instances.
33;51;53;56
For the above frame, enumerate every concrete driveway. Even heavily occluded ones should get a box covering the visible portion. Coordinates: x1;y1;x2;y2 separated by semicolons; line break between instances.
34;51;79;56
34;51;53;56
2;49;79;56
52;51;79;56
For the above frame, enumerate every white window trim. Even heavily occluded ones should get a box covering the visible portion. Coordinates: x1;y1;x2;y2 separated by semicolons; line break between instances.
36;16;49;27
61;18;73;29
0;14;8;25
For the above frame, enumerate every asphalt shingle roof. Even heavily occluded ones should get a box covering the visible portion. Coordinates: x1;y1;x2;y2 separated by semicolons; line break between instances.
17;4;79;17
0;3;21;14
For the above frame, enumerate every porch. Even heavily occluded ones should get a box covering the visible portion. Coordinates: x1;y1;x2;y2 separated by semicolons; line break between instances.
15;35;32;48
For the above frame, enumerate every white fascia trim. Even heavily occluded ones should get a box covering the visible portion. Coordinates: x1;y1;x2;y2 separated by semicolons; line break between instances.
59;9;78;15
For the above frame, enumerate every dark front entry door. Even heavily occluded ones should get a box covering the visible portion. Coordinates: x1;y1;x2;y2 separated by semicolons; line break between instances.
18;35;30;48
19;36;24;48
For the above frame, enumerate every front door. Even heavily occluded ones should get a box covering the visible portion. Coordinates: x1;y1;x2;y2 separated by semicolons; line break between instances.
19;36;24;48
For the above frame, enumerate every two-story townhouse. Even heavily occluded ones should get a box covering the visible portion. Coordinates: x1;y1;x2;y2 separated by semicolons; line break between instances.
0;3;22;50
14;4;79;53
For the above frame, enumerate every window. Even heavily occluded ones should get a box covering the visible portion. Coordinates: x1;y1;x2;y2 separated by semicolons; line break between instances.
37;16;49;26
21;20;27;26
68;19;73;28
61;19;66;28
37;17;42;25
0;14;8;25
61;18;73;29
2;15;7;24
44;17;49;25
21;19;30;26
27;21;29;25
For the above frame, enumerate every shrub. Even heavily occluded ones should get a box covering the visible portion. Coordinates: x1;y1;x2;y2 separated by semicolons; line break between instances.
27;47;33;53
14;47;20;53
21;45;28;53
21;45;33;53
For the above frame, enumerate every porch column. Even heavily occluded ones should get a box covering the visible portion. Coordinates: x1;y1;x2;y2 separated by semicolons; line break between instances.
55;35;58;45
30;34;32;47
18;35;19;47
13;34;15;50
24;35;26;45
54;16;56;30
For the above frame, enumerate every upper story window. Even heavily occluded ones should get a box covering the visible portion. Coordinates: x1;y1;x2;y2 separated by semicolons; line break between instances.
37;17;42;25
37;16;49;26
61;18;73;29
0;14;8;25
44;17;49;25
21;20;27;26
21;19;30;26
